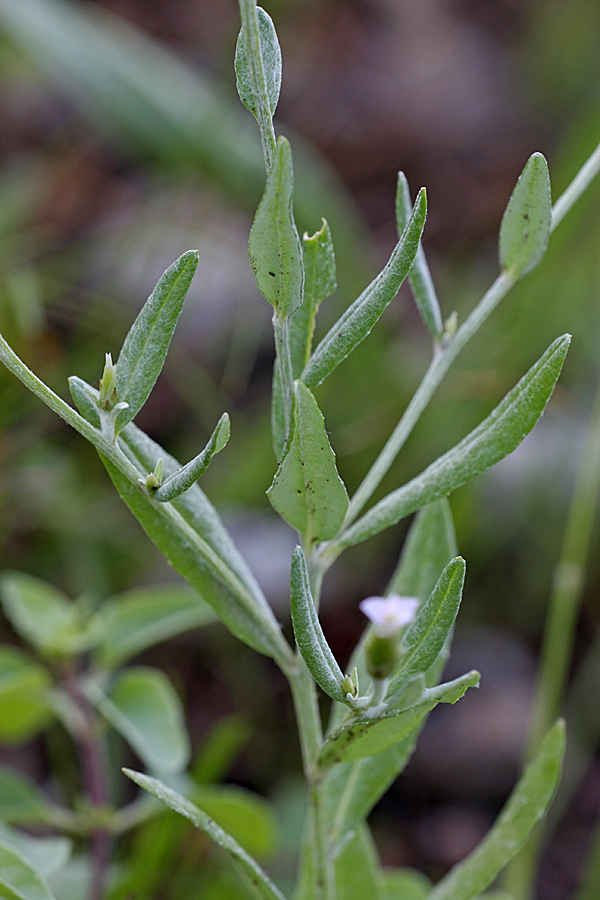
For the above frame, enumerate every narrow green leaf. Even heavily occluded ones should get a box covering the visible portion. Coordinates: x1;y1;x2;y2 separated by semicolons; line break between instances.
235;7;281;119
88;667;190;774
123;770;287;900
67;376;100;428
325;500;458;840
95;585;216;669
386;557;466;697
428;721;565;900
249;137;304;319
267;381;348;545
0;572;103;657
302;188;426;389
289;219;337;375
389;498;458;598
154;412;230;502
0;648;54;744
382;868;431;900
0;768;49;825
115;250;199;430
319;670;479;768
396;172;442;338
189;784;279;859
105;422;286;660
0;841;57;900
338;334;570;547
289;547;345;703
499;153;551;280
335;825;384;900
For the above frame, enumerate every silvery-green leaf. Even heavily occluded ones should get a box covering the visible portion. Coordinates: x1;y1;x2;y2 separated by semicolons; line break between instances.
154;413;230;502
319;670;479;768
95;585;216;669
428;721;565;900
396;172;442;338
290;547;345;703
88;667;190;774
248;137;304;319
388;498;458;599
289;219;337;375
302;188;426;389
338;334;570;548
499;153;551;280
335;825;384;900
235;7;281;119
115;250;199;430
68;376;100;428
0;841;57;900
189;784;279;859
267;381;348;545
123;770;287;900
105;422;287;661
325;501;458;840
386;557;466;697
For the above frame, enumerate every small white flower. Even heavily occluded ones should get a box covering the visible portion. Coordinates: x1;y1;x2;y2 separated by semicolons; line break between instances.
359;594;419;637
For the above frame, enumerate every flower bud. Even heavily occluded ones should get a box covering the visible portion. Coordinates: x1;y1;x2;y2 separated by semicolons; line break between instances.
99;353;118;411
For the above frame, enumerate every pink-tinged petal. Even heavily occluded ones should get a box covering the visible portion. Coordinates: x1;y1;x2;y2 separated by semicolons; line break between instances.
359;594;419;637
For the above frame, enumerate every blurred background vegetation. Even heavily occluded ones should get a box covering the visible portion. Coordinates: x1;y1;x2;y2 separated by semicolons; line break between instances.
0;0;600;896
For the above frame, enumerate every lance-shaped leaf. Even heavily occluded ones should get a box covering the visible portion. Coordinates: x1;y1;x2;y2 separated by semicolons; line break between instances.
499;153;551;280
0;841;57;900
337;334;570;548
302;188;426;389
335;825;384;900
319;670;479;769
396;172;443;339
235;6;281;120
386;557;466;697
267;381;348;544
428;721;565;900
88;667;190;774
154;413;230;502
249;137;304;319
109;423;286;660
389;498;458;599
289;219;337;376
326;501;458;839
290;547;345;703
68;376;101;427
0;647;54;744
124;770;287;900
114;250;199;431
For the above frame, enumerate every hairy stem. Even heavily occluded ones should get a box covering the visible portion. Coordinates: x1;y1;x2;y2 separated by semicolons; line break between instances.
341;138;600;536
288;660;335;900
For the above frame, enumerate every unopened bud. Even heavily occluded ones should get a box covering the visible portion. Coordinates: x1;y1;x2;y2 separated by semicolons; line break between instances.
99;353;118;411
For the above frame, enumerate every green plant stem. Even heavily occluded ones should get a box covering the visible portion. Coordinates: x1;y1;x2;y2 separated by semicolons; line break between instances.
551;140;600;231
238;0;277;171
0;331;292;667
340;138;600;538
504;375;600;900
288;658;335;900
341;272;514;531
